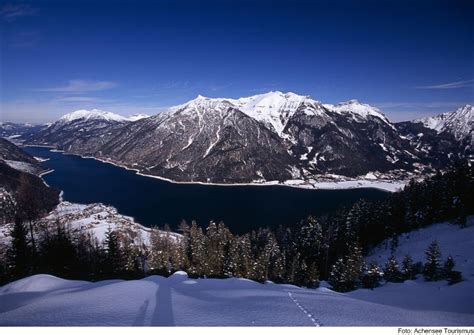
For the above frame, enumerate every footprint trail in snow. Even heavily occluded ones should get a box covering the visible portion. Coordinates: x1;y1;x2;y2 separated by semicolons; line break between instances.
287;291;321;326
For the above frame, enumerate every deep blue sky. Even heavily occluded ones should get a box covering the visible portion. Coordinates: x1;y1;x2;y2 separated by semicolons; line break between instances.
1;0;473;123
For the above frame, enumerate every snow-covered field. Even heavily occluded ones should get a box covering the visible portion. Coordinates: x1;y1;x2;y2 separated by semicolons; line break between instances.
0;201;178;246
0;218;473;326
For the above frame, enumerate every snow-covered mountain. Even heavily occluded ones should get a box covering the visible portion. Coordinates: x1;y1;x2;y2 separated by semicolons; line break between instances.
57;109;129;123
324;99;393;126
398;104;473;159
416;105;473;142
227;91;311;136
0;122;47;141
22;93;471;184
26;109;133;152
95;95;296;182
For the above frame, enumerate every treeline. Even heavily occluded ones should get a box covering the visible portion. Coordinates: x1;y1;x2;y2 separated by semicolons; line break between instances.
329;240;462;292
0;160;472;288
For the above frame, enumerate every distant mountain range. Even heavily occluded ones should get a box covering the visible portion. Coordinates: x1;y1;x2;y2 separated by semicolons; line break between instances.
3;92;473;185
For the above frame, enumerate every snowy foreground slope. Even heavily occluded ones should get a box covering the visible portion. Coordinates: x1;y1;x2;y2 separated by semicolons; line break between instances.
0;220;473;326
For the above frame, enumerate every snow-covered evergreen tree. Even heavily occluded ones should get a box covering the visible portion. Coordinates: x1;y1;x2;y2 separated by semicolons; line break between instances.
401;254;416;280
384;255;403;282
423;240;441;281
7;217;32;279
362;262;383;289
188;221;206;277
442;255;463;285
329;243;364;292
104;228;125;276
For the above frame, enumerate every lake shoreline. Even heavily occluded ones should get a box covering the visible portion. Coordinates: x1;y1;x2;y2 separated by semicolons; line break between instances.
50;148;405;193
23;146;391;233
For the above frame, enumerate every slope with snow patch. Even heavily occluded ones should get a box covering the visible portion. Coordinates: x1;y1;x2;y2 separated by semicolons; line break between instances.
415;104;473;143
0;201;180;247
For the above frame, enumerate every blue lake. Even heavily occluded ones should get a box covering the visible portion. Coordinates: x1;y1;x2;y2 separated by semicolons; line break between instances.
25;146;388;234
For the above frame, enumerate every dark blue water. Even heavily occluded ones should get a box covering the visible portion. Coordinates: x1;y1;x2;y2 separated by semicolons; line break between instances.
25;146;388;234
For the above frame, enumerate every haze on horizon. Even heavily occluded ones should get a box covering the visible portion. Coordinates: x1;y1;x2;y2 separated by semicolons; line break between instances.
0;0;473;124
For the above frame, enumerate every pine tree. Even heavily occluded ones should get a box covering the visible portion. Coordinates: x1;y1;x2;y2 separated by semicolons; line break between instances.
304;261;320;288
294;216;323;264
346;243;365;284
328;243;364;292
401;254;416;280
254;229;279;282
203;221;232;278
188;221;206;277
268;236;285;283
104;228;125;276
384;255;403;282
204;221;221;277
329;258;353;292
362;262;383;289
38;220;77;278
224;235;239;277
442;255;463;285
423;240;441;281
225;234;254;279
292;217;322;287
443;255;455;275
7;216;32;279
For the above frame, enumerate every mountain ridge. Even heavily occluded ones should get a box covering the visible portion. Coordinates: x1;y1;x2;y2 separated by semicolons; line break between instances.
21;92;472;185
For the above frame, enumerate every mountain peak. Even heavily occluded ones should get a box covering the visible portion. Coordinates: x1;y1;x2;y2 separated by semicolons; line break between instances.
59;109;129;123
324;100;391;124
417;104;473;142
228;91;311;135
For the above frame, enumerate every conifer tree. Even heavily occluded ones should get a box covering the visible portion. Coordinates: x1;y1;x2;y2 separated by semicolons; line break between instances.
362;262;383;289
38;220;76;278
443;255;455;275
328;258;352;292
237;234;254;279
401;254;416;280
329;243;364;292
188;221;206;277
442;255;462;285
7;216;32;279
423;240;441;281
346;243;365;284
104;228;125;276
383;255;403;282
